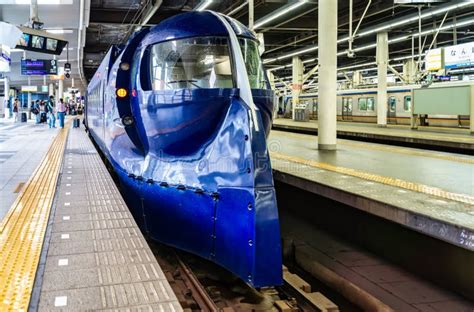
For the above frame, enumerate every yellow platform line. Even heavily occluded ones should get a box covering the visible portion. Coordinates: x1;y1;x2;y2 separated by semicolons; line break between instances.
272;131;474;165
271;152;474;206
0;121;71;311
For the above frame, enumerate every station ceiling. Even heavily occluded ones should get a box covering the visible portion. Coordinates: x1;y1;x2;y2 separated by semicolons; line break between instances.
84;0;474;83
2;0;474;88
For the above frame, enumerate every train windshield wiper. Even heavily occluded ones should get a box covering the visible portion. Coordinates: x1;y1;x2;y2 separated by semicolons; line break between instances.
168;80;201;89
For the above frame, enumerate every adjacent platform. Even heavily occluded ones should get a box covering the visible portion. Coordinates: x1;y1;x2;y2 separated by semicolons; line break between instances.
269;130;474;250
0;120;182;311
272;119;474;153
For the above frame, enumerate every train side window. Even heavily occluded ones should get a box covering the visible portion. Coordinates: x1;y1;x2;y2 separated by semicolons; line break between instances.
388;96;396;112
404;95;412;112
238;38;268;89
348;98;353;110
358;97;367;111
150;36;234;90
367;97;375;111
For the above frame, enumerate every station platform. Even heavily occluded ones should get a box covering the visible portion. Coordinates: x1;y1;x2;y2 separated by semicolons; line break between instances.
269;130;474;251
0;119;182;311
269;130;474;301
272;118;474;154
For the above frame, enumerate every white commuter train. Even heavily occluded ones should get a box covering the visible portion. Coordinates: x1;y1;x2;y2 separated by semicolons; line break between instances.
280;81;472;127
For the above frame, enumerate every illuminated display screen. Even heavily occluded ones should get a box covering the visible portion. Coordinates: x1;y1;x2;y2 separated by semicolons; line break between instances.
18;34;30;47
15;28;68;55
31;36;45;49
21;59;58;75
46;38;58;51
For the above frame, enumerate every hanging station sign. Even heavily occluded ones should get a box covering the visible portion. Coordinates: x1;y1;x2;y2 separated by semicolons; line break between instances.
444;42;474;69
15;27;68;56
21;59;58;75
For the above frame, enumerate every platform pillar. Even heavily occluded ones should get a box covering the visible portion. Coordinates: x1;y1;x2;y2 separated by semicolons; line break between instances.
48;83;54;97
58;79;64;101
376;31;388;127
4;77;9;118
318;0;337;150
470;85;474;134
291;56;303;120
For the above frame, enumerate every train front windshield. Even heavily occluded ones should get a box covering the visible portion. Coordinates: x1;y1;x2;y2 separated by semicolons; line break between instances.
150;36;268;91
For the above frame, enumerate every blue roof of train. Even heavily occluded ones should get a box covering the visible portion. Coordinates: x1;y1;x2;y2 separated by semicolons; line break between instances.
140;11;256;47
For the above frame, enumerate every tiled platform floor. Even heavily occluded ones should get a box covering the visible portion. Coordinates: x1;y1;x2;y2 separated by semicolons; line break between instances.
0;119;59;220
33;125;182;311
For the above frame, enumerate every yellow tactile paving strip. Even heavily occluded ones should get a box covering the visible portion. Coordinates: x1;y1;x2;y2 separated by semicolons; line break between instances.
271;151;474;206
0;121;70;311
273;131;474;165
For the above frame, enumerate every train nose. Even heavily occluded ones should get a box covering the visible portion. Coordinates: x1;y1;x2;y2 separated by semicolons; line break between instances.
141;89;237;156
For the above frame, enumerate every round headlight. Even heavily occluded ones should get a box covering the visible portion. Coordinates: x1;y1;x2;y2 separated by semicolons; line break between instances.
122;116;134;126
120;62;130;71
116;88;127;98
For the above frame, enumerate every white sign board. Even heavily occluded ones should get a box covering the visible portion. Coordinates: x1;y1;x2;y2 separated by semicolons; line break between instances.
0;44;10;73
425;48;442;71
21;85;38;92
444;42;474;69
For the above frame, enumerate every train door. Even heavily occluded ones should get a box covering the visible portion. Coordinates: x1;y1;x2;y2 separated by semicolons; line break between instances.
342;97;353;121
312;100;318;119
387;96;397;124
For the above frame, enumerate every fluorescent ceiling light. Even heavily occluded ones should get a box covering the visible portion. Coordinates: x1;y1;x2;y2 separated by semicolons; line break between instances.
46;29;73;34
254;0;307;29
8;0;71;4
195;0;213;11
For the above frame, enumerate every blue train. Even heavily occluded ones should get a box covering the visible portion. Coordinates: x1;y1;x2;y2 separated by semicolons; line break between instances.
84;11;282;287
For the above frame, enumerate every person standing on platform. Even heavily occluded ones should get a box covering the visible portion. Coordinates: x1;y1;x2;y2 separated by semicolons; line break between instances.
57;98;66;128
33;100;41;124
47;96;56;128
13;99;19;122
39;100;46;123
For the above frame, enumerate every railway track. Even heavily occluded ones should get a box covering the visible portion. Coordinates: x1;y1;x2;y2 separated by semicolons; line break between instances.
149;241;340;311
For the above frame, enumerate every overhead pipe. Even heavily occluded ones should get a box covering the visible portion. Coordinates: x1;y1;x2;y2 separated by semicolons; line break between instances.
30;0;39;23
136;0;163;31
426;11;449;53
348;0;371;58
228;1;248;16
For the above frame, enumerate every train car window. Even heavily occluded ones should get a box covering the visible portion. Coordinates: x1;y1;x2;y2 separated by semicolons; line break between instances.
358;97;367;111
140;48;152;91
404;95;412;112
367;97;375;111
150;37;234;90
389;96;396;112
238;38;268;89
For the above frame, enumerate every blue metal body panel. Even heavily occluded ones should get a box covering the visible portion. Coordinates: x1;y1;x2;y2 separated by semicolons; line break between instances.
85;11;282;288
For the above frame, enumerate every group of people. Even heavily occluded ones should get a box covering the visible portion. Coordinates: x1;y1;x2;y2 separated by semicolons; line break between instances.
30;96;82;128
